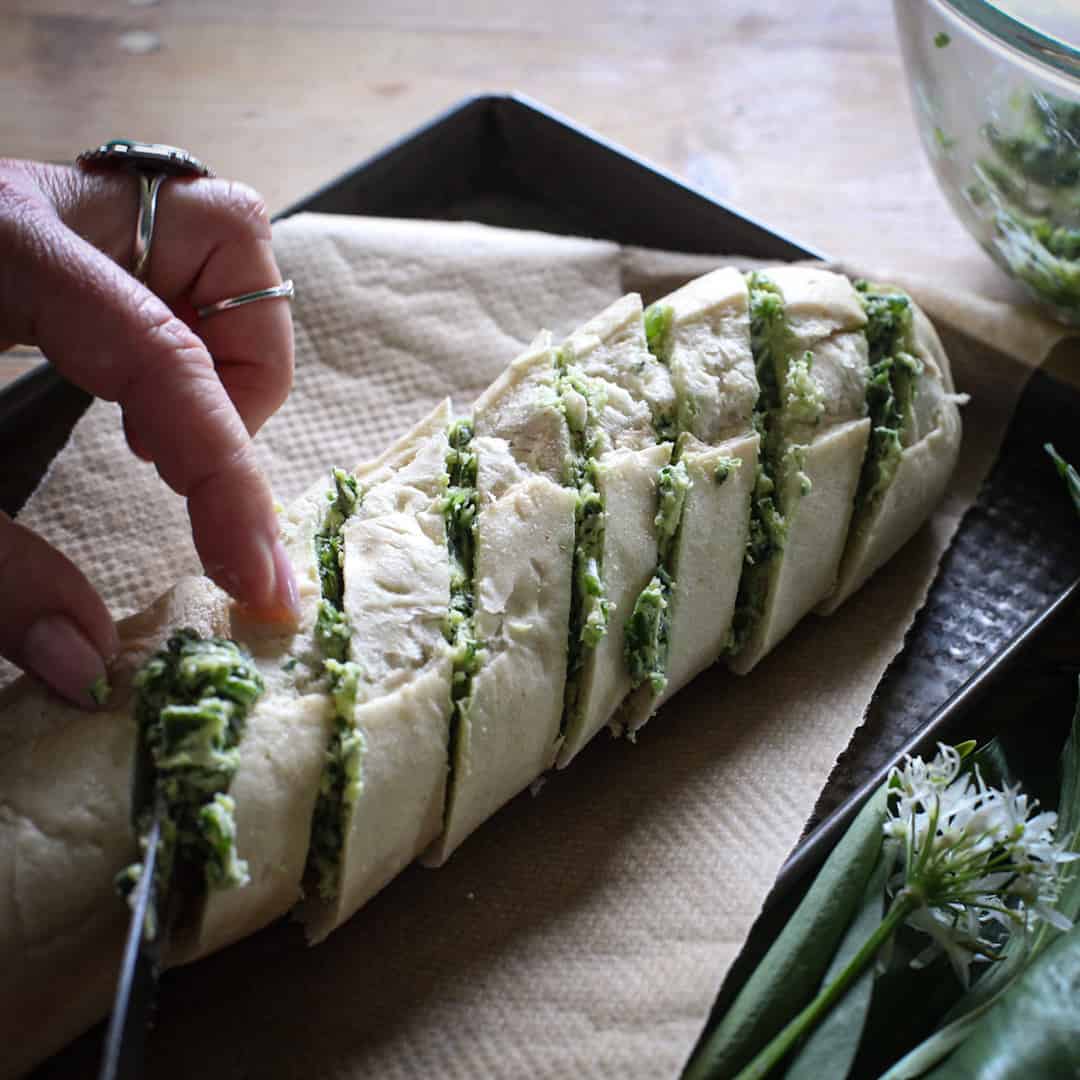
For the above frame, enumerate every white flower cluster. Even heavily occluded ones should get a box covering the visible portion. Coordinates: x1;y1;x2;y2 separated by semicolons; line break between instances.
884;743;1078;985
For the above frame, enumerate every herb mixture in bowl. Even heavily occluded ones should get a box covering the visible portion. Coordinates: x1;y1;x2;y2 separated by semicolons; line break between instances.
896;0;1080;323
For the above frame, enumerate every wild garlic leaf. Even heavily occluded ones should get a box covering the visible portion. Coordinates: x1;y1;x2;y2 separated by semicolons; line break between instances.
683;786;887;1080
1046;442;1080;515
877;992;1009;1080
921;925;1080;1079
862;949;973;1080
784;846;890;1080
1055;677;1080;924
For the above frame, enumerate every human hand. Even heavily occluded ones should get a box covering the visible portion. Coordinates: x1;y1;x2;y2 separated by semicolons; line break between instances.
0;155;298;706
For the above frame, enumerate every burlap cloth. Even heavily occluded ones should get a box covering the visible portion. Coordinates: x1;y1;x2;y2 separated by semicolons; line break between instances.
12;214;1075;1077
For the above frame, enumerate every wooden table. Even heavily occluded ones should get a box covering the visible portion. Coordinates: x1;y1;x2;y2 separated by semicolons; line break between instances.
5;9;1078;1076
0;0;1023;390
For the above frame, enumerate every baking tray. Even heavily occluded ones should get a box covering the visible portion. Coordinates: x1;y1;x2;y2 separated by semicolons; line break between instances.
5;92;1079;1074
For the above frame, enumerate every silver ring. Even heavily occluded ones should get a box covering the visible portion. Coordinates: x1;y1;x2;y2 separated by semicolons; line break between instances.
76;141;214;283
133;173;164;282
196;280;296;320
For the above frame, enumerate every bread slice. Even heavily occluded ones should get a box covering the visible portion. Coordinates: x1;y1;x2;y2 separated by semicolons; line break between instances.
300;402;454;941
618;432;759;731
728;267;871;674
472;331;571;481
818;295;963;613
618;270;761;728
562;292;676;448
554;295;676;766
557;441;671;764
729;418;869;672
425;436;576;863
659;266;758;445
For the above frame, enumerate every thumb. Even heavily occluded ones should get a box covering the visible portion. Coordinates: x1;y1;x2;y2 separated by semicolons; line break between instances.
0;511;117;707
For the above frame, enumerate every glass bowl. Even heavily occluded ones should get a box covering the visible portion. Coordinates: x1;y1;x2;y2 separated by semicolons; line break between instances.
895;0;1080;324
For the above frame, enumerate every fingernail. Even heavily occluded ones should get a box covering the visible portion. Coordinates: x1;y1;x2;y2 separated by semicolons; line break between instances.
23;613;109;708
271;538;301;619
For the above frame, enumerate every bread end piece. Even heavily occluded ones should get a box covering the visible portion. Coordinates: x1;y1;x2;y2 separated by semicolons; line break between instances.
0;576;231;1077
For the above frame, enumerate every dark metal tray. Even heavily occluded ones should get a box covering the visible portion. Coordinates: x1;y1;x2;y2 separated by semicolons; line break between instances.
7;92;1080;1075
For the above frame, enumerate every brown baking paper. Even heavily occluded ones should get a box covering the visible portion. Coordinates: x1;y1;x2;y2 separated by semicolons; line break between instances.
10;214;1074;1078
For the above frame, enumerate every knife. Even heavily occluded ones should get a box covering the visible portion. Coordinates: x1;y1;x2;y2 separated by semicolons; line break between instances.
97;796;169;1080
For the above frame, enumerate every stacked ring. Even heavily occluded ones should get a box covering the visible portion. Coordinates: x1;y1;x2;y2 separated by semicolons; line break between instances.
76;140;213;282
76;140;296;316
196;280;296;319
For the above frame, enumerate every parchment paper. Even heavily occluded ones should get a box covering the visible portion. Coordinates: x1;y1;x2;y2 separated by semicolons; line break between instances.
13;214;1073;1078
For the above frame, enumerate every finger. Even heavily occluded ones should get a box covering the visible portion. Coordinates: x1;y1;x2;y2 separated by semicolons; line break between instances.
25;162;294;436
0;511;117;707
122;408;154;462
0;172;298;618
160;178;295;435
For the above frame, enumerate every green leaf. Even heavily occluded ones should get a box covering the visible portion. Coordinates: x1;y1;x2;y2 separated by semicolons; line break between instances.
1058;676;1080;847
683;785;887;1079
1055;678;1080;924
783;844;889;1080
877;995;1007;1080
850;938;967;1077
922;924;1080;1079
968;736;1009;784
1045;443;1080;515
874;939;1033;1080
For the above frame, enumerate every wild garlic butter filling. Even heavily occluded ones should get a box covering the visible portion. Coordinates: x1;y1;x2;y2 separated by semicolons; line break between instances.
117;630;265;920
305;468;365;901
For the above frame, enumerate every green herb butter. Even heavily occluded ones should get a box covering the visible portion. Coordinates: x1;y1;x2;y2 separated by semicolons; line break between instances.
624;568;672;696
314;468;360;607
440;417;484;778
199;793;249;890
654;460;690;564
87;674;111;707
854;282;923;514
783;350;825;429
304;466;365;901
714;456;742;486
315;598;351;663
971;92;1080;316
624;459;690;694
306;658;366;901
728;272;797;654
556;353;612;728
643;302;675;362
117;630;264;909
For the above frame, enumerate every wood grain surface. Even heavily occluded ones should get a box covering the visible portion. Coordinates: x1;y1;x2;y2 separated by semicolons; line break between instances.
0;0;1026;389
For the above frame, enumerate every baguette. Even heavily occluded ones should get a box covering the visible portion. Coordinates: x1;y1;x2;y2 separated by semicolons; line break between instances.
0;266;962;1076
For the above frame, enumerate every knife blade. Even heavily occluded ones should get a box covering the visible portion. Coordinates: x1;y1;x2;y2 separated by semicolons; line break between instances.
97;798;167;1080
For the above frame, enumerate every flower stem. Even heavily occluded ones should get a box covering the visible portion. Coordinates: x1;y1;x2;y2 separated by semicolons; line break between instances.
732;894;918;1080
